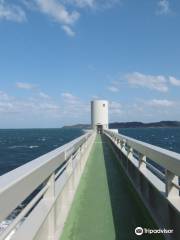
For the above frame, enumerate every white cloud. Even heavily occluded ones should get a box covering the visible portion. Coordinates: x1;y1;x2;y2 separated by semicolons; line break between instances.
0;102;17;113
0;0;121;36
39;91;50;99
0;0;79;35
16;83;52;100
108;98;180;123
36;0;80;25
61;92;79;103
0;0;26;22
169;76;180;86
0;90;59;114
0;0;121;37
16;82;36;90
29;0;120;36
91;95;99;99
38;102;59;110
125;72;168;92
62;25;75;36
0;91;12;101
1;88;180;126
66;0;95;8
99;0;120;10
107;86;119;92
61;92;90;118
147;99;175;107
109;101;122;114
64;0;120;9
61;92;73;98
156;0;170;15
0;91;16;114
107;80;122;93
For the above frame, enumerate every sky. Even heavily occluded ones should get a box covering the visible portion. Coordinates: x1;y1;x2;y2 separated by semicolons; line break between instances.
0;0;180;128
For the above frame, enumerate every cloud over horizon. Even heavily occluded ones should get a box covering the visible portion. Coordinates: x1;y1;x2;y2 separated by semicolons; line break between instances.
1;84;179;128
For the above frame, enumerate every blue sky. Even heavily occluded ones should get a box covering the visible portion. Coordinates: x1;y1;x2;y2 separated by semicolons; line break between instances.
0;0;180;128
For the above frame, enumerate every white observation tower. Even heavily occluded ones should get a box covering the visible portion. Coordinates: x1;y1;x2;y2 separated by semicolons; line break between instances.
91;100;108;133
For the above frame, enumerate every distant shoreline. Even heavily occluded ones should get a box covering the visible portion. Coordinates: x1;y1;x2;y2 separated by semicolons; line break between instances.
63;121;180;129
0;121;180;130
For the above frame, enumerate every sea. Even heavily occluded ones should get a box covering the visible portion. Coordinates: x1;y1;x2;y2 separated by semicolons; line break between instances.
0;128;83;176
119;127;180;154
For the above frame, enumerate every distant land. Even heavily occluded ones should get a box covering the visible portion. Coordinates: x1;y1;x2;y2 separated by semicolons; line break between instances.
63;121;180;129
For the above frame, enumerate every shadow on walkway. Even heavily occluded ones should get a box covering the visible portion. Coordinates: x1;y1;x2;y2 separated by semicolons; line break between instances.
101;134;164;240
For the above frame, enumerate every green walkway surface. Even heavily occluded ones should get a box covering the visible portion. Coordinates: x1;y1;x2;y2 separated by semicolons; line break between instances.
60;135;164;240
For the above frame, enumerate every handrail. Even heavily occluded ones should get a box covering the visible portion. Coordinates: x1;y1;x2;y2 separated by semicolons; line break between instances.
0;185;48;240
104;129;180;202
105;130;180;176
0;130;94;239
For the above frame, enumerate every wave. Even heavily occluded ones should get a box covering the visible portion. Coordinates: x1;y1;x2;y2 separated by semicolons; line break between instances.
38;137;46;142
8;145;27;149
8;145;39;149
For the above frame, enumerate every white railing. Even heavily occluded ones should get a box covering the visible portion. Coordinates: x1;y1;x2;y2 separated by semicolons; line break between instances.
104;129;180;210
0;131;95;240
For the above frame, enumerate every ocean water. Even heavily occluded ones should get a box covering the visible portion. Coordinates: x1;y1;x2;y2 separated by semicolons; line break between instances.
0;128;83;176
119;127;180;154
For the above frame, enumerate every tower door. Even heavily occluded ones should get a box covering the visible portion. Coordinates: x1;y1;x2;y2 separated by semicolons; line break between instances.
96;124;103;134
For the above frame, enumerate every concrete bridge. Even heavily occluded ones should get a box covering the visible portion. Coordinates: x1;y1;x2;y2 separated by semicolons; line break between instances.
0;100;180;240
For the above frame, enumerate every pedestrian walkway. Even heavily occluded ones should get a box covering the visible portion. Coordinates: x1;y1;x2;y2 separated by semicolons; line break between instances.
60;135;164;240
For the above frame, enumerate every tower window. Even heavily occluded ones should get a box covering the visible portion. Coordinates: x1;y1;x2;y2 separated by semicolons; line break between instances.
103;104;105;107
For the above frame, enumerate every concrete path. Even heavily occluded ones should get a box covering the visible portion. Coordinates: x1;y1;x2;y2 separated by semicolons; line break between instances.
60;135;164;240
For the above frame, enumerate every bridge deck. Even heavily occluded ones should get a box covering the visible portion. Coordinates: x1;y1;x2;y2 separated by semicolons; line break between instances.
60;135;164;240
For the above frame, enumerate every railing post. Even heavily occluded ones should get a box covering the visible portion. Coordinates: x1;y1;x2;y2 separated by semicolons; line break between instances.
127;146;133;159
85;136;88;148
119;139;123;150
79;145;84;171
44;173;55;240
121;140;126;152
78;146;81;159
81;143;84;153
127;146;133;172
165;170;179;198
66;151;74;177
116;138;120;147
138;153;146;172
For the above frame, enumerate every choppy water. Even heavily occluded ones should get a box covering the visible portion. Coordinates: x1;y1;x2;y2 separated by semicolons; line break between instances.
119;127;180;154
0;128;83;176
